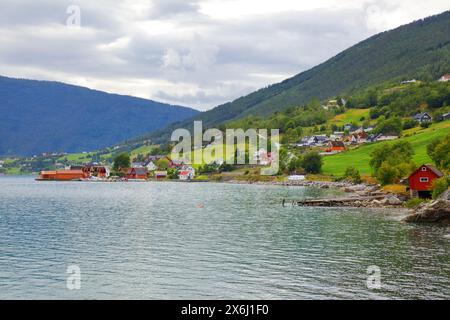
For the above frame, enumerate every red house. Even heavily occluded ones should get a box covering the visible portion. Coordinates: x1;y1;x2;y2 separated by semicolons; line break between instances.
408;164;444;198
325;141;346;153
126;167;148;180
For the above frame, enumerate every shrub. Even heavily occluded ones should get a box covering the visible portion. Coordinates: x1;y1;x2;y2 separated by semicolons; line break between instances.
382;184;407;195
343;167;362;183
370;141;415;176
405;198;426;209
167;168;179;179
113;153;130;171
402;119;418;130
376;162;399;185
287;157;303;173
374;116;402;135
301;152;323;174
420;122;431;129
427;132;450;171
432;177;449;199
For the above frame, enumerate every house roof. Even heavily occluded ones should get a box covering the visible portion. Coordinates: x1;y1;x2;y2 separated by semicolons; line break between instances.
409;164;444;178
414;112;431;119
70;165;84;170
41;171;57;175
128;167;148;175
330;141;345;148
147;155;166;161
56;170;84;174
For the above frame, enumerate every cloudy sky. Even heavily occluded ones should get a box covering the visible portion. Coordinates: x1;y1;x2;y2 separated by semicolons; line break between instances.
0;0;448;110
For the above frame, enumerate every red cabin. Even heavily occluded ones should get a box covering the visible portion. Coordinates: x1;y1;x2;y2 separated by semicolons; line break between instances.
408;164;444;198
126;167;148;180
325;141;346;153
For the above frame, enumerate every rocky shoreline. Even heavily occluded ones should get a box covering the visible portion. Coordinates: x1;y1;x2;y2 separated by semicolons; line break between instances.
403;191;450;223
226;179;450;223
227;179;405;207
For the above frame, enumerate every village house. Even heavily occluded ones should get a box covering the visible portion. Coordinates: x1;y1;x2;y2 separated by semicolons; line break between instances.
330;132;344;141
253;148;273;165
155;170;168;180
401;79;417;84
131;161;145;168
146;155;175;168
439;112;450;121
438;74;450;82
413;112;432;124
82;164;110;178
171;158;185;168
37;170;88;181
126;167;148;180
179;166;195;181
325;141;346;153
376;134;399;141
350;131;368;144
322;99;339;110
298;135;329;147
344;123;353;131
407;164;444;198
144;160;158;171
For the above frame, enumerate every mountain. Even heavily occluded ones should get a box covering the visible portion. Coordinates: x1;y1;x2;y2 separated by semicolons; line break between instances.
0;76;199;156
146;10;450;143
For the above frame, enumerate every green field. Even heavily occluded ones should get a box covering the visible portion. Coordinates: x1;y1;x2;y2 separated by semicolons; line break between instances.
322;120;450;176
59;152;95;162
130;144;155;158
329;108;371;126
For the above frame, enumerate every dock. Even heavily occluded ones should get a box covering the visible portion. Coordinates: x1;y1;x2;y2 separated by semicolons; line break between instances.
295;195;386;207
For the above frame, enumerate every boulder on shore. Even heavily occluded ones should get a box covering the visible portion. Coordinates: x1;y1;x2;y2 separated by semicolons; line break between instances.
404;200;450;223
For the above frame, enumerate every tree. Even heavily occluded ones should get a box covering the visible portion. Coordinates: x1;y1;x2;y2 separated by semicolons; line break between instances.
402;119;418;130
370;141;415;185
427;133;450;171
432;177;449;199
287;157;303;174
374;116;402;135
377;162;399;185
301;152;323;174
156;158;170;170
370;141;414;175
343;167;362;184
167;168;179;179
113;153;130;171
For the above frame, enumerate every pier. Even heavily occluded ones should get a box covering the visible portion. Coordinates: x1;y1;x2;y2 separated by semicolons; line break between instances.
295;195;386;207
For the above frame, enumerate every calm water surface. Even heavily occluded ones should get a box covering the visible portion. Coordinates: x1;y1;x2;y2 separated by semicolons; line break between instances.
0;176;448;299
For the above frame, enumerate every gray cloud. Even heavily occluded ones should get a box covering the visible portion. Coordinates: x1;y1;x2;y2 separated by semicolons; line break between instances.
0;0;447;110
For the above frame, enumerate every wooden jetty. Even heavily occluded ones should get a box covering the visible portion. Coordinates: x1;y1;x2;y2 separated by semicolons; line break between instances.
295;195;386;207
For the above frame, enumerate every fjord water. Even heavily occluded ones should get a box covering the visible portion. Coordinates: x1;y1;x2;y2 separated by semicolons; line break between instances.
0;177;448;299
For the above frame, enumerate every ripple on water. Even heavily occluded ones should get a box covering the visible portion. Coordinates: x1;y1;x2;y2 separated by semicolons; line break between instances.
0;177;449;299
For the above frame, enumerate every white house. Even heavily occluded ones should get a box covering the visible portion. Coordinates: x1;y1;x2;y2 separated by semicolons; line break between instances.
377;135;399;141
145;161;158;171
401;79;417;84
413;112;433;124
438;74;450;82
179;166;195;180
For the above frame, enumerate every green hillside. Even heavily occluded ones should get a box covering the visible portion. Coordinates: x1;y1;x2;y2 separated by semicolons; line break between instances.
146;11;450;144
322;120;450;176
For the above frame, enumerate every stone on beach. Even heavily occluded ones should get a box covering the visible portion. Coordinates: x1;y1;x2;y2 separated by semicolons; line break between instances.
404;199;450;223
